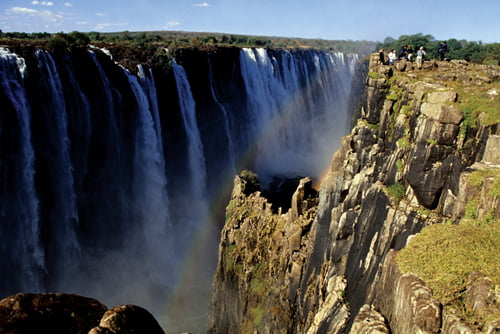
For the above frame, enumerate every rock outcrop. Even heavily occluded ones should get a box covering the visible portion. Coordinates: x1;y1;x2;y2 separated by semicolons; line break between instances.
209;54;500;333
0;293;106;334
0;293;165;334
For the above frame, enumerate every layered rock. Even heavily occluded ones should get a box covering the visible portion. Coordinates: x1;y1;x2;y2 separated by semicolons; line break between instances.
209;54;500;333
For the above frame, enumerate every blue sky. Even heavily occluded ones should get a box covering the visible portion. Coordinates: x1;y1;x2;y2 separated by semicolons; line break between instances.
1;0;499;43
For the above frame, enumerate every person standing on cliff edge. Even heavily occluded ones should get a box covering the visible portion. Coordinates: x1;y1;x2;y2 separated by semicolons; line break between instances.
438;41;447;61
388;50;397;65
416;47;426;69
379;49;385;65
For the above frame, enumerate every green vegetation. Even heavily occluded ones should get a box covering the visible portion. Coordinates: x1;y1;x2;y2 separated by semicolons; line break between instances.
357;119;380;130
239;169;260;195
250;262;268;294
241;305;265;334
462;169;500;227
397;223;499;324
396;159;404;172
368;71;382;79
468;170;500;197
386;182;406;202
377;33;500;64
0;29;376;53
454;81;500;138
397;136;410;148
397;169;500;327
400;104;413;117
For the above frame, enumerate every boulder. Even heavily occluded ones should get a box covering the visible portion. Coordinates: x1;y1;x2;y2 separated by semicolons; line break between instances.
426;90;457;104
482;134;500;164
464;272;495;314
0;293;107;334
89;304;165;334
420;102;463;125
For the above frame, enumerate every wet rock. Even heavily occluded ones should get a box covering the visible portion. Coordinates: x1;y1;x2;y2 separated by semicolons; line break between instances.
0;293;107;334
89;305;165;334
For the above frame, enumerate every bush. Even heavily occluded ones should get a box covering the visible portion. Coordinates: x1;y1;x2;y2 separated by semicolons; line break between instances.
239;169;260;195
386;182;405;202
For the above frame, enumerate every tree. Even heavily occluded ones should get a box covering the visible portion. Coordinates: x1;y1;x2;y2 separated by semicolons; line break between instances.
68;31;90;46
88;31;101;41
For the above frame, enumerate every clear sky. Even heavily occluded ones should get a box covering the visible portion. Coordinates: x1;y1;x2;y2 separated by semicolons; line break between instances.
1;0;499;43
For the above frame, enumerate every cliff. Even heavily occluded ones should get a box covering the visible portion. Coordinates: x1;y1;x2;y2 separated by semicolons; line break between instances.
208;55;500;333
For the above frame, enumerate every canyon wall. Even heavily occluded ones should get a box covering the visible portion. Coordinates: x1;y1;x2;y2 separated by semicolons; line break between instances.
208;54;500;333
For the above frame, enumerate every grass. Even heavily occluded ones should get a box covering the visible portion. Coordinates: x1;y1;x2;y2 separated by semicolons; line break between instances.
368;71;382;79
357;118;380;130
456;82;500;136
397;168;500;327
396;159;404;172
468;169;500;197
397;137;410;148
396;223;499;311
401;104;414;116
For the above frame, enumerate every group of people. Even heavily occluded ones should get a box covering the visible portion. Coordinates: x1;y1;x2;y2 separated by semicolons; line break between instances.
379;41;448;69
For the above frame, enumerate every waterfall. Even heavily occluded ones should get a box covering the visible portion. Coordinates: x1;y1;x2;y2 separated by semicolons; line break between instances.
124;66;172;282
34;50;81;278
239;48;358;183
172;62;208;207
208;59;236;173
0;45;359;333
0;48;45;291
138;65;164;155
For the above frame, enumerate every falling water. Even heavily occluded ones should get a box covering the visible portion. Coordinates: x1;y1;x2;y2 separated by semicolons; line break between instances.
124;67;172;280
172;62;208;205
239;48;358;183
207;59;237;173
0;48;45;291
35;50;80;279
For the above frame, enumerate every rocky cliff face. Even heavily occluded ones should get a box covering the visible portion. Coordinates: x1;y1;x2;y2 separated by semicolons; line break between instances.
208;55;500;333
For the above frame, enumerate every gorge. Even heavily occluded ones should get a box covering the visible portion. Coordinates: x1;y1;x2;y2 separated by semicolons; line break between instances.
1;41;498;334
208;55;499;333
0;44;358;333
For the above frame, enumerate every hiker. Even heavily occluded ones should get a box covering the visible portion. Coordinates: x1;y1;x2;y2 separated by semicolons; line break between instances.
407;45;414;61
398;46;408;60
416;47;426;69
388;50;397;65
379;48;385;65
438;41;447;61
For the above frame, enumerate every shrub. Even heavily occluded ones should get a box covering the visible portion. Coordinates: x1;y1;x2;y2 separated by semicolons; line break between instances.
239;169;260;195
386;182;405;202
